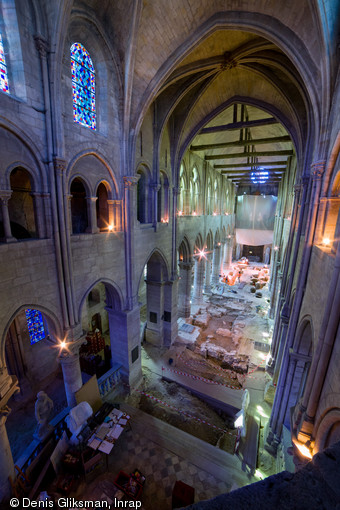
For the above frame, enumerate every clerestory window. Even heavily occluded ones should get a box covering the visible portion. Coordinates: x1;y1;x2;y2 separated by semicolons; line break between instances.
0;32;9;93
70;42;96;129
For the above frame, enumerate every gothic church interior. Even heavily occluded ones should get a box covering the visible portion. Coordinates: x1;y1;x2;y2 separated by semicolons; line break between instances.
0;0;340;507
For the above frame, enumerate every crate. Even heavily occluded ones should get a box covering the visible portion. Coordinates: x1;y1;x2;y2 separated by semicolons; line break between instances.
114;471;143;499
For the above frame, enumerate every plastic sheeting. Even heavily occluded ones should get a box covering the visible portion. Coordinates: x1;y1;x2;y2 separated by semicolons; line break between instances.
235;195;277;246
236;228;274;246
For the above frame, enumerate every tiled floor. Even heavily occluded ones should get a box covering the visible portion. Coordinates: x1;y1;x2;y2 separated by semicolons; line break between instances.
102;427;232;509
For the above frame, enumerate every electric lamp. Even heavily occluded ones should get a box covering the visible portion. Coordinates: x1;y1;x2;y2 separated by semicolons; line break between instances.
295;441;313;459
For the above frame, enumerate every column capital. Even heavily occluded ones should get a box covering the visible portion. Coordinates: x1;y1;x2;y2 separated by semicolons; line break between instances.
57;336;86;363
86;196;98;202
293;184;301;195
178;261;194;270
53;157;67;174
34;35;49;57
150;182;161;192
311;160;326;180
123;175;140;188
172;186;180;195
301;175;310;186
0;190;12;205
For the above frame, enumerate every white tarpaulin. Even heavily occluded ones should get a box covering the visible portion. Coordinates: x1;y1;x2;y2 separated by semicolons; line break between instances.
236;228;274;246
235;195;277;246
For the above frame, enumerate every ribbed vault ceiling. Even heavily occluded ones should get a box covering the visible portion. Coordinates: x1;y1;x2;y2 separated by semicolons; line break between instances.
154;30;306;186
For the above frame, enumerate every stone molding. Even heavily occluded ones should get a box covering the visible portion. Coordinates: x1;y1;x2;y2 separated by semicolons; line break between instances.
311;160;326;180
53;157;67;174
34;35;49;57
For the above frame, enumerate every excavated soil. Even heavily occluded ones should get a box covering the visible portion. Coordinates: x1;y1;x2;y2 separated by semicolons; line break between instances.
124;363;238;454
124;263;272;456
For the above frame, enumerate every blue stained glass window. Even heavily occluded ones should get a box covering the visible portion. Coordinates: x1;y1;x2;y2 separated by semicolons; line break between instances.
25;309;46;344
70;42;95;129
0;33;9;94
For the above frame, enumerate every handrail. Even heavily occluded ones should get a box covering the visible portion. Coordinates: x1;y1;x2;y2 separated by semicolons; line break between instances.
97;363;122;398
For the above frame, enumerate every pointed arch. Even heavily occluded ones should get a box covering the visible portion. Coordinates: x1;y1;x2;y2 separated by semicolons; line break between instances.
194;233;204;252
205;230;214;251
1;304;62;357
78;278;123;320
178;236;192;262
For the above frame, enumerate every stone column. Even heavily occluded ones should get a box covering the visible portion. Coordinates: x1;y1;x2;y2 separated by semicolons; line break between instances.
163;279;178;347
267;308;291;449
0;192;16;243
123;176;140;310
196;192;202;215
203;255;212;294
178;261;193;317
183;189;190;215
58;337;85;407
171;186;180;280
107;199;115;230
273;305;290;384
86;196;100;233
41;192;52;238
227;235;233;267
269;261;282;319
54;157;76;326
151;182;160;227
106;199;121;231
236;243;242;261
145;280;164;345
222;237;233;272
192;255;205;302
31;192;45;238
211;243;222;284
221;240;228;272
65;194;73;233
106;306;142;388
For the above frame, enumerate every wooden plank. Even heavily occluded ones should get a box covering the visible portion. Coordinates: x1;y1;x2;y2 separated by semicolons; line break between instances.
206;150;293;160
222;170;285;176
217;160;288;169
190;135;291;151
199;118;278;134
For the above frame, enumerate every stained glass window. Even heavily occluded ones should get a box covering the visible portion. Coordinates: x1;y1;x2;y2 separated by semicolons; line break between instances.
25;309;46;344
0;33;9;94
70;42;96;129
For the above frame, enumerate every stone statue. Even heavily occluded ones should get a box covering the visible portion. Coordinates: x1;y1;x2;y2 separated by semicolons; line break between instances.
34;391;54;441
